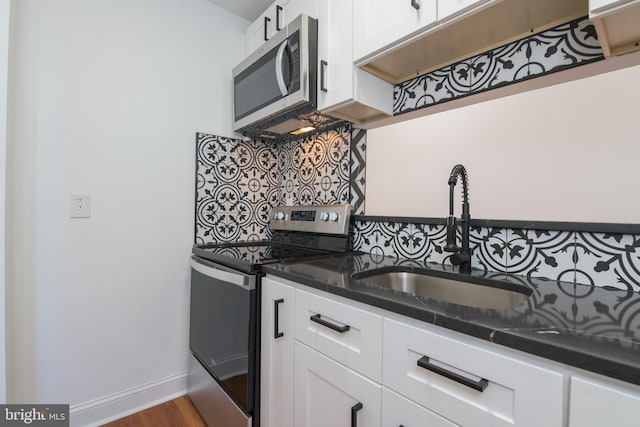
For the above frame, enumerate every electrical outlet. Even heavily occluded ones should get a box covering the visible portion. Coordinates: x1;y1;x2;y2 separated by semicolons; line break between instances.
70;194;91;218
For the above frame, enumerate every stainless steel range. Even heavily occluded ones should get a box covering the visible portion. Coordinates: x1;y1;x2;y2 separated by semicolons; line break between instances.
188;204;354;427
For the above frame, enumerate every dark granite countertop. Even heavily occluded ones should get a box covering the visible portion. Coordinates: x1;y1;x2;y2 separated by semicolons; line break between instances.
263;253;640;386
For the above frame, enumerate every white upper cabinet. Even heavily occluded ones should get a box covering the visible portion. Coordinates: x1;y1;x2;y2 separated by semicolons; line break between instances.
283;0;318;28
316;0;353;111
245;0;318;56
353;0;437;62
589;0;640;57
355;0;587;84
316;0;393;123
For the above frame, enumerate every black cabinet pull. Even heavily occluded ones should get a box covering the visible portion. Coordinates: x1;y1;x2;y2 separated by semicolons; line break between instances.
351;402;363;427
310;314;350;333
276;5;283;31
264;16;271;41
320;60;328;93
417;356;489;392
274;298;284;339
411;0;420;9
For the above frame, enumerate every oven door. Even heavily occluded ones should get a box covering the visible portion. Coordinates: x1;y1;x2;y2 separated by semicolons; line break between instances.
189;256;258;418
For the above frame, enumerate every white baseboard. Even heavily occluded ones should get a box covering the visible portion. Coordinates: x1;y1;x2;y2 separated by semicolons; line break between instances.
69;372;188;427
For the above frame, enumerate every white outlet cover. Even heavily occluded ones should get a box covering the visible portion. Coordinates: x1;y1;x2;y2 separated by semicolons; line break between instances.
70;194;91;218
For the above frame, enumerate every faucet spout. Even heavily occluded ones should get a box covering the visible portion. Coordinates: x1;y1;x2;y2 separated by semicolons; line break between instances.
445;164;472;273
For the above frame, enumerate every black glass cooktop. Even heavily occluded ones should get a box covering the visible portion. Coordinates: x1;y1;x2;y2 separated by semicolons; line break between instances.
192;232;353;273
194;241;330;264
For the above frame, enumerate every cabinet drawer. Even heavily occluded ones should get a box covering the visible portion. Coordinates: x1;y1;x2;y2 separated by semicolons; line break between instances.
382;387;458;427
383;319;565;427
295;288;383;382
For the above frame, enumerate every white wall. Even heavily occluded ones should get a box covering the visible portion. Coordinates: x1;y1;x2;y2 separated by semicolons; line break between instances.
0;0;12;404
366;60;640;224
9;0;248;421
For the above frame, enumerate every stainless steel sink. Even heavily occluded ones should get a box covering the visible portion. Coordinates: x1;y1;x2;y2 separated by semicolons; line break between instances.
352;269;531;309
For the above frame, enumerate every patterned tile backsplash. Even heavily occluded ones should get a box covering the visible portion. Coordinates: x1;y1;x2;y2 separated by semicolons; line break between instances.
195;125;365;244
393;16;604;115
195;133;278;243
351;220;640;293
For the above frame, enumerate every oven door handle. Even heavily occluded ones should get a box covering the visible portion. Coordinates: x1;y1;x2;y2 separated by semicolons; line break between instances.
190;257;252;289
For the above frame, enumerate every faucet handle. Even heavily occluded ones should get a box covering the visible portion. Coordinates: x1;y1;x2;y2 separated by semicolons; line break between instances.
444;216;459;253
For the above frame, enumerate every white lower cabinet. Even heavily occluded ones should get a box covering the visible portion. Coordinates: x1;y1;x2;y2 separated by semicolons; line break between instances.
382;387;459;427
260;277;295;427
294;341;381;427
261;275;637;427
383;318;565;427
294;287;383;382
569;375;640;427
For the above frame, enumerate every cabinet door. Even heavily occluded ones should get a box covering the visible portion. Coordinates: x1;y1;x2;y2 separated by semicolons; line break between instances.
382;387;458;427
294;341;381;427
260;277;295;427
246;11;268;55
317;0;353;110
353;0;437;61
569;375;640;427
282;0;318;24
383;318;565;427
246;0;318;56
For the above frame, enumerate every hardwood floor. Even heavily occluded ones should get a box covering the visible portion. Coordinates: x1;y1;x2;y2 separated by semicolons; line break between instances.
101;395;207;427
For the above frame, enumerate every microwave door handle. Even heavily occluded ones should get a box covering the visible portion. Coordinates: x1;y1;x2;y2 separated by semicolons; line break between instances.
275;39;290;96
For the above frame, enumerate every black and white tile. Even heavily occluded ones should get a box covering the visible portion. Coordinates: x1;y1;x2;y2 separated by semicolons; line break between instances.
277;125;351;206
195;133;279;244
351;220;640;292
196;125;358;245
394;16;604;115
350;127;367;215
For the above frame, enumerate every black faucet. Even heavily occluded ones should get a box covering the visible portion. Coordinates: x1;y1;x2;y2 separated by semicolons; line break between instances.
445;164;472;273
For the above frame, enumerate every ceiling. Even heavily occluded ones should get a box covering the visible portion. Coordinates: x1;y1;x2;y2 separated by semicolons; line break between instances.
206;0;274;21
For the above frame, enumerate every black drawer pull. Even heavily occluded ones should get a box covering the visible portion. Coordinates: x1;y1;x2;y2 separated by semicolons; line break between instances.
274;298;284;339
411;0;420;10
264;16;271;41
351;402;363;427
310;314;350;333
417;356;489;392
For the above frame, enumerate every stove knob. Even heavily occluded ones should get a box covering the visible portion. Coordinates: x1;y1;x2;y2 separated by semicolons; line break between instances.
275;212;286;220
319;212;329;221
328;212;339;222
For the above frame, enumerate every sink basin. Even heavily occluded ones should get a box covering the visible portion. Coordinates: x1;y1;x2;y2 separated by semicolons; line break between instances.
352;268;531;309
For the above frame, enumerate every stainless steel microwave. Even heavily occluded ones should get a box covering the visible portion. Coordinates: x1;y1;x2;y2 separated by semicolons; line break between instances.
233;14;318;137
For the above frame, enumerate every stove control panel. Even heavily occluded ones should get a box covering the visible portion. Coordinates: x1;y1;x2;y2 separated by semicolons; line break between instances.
270;204;353;235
